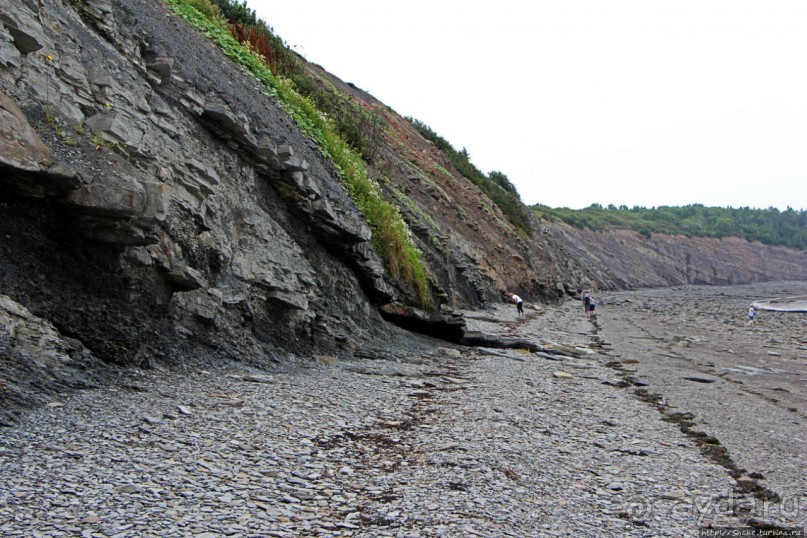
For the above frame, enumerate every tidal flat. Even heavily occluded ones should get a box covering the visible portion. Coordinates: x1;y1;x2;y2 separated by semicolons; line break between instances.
1;281;804;536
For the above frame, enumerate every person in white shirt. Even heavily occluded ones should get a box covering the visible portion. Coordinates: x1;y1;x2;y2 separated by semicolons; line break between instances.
511;293;524;316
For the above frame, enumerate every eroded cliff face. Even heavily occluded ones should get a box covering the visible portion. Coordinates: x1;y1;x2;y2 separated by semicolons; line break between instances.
0;0;404;374
0;0;566;377
542;223;807;290
302;64;807;302
1;0;806;418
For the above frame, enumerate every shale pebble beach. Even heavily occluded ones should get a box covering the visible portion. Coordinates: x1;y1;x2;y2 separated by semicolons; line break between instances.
1;282;805;537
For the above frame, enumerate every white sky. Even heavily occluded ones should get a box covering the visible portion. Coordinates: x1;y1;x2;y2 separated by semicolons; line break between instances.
251;1;807;210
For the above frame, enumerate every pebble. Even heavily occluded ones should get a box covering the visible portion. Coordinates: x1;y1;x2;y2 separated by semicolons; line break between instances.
1;289;804;536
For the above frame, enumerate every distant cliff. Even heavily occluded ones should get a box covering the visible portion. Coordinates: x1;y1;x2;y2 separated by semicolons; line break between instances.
540;222;807;290
2;0;806;415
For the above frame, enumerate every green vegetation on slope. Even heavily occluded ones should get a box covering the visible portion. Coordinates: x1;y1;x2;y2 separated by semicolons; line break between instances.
213;5;535;242
165;0;429;308
405;117;533;238
207;0;388;162
531;203;807;250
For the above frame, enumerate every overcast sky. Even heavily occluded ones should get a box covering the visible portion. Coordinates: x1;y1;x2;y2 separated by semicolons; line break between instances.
251;1;806;210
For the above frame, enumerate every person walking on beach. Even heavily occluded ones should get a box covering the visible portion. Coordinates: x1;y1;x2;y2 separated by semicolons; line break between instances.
510;293;524;317
748;305;756;326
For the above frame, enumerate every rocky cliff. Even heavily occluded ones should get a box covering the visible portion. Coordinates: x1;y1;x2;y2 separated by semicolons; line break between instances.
542;222;807;290
2;0;806;418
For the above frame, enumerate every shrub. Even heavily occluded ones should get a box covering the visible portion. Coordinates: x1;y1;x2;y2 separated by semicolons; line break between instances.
209;0;255;26
406;117;532;237
166;0;431;307
229;21;299;79
184;0;221;20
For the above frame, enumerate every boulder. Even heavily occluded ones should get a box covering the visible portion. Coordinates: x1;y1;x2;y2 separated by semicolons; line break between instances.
379;302;465;341
0;92;52;173
166;266;208;292
85;111;145;152
0;24;21;67
0;92;80;196
0;9;44;54
66;171;146;218
144;54;173;80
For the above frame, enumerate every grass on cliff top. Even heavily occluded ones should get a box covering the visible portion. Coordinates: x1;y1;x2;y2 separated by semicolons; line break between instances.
165;0;430;308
